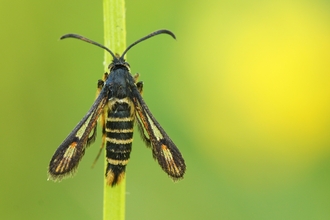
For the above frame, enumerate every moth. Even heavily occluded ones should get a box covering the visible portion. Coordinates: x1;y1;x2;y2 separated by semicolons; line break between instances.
48;29;186;186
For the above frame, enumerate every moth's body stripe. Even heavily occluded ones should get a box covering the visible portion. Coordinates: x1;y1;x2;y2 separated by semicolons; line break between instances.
107;158;129;165
108;97;131;105
108;97;135;116
107;117;134;122
105;128;134;133
106;137;133;145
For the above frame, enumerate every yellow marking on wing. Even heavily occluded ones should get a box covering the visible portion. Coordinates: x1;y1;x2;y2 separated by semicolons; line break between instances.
55;142;77;173
134;99;163;140
76;114;93;138
146;113;163;140
63;142;77;158
161;144;181;175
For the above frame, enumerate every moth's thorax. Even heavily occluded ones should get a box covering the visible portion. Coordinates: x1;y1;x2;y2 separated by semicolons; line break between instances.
105;67;134;99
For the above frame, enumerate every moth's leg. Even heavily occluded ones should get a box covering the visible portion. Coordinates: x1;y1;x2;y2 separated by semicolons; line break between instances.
133;73;140;84
136;81;143;94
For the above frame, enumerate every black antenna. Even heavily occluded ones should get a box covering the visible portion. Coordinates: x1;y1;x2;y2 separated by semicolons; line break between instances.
120;29;176;59
60;29;176;62
60;34;117;60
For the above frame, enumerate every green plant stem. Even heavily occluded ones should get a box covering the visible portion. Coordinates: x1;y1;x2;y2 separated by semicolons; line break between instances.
103;0;126;220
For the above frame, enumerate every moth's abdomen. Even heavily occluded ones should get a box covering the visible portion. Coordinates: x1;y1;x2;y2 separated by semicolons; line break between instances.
105;98;135;186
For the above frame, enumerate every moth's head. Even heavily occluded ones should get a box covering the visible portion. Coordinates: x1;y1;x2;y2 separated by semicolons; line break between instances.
108;57;130;72
109;52;129;71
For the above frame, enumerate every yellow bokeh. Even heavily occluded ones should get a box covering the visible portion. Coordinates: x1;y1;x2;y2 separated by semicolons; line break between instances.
181;1;330;187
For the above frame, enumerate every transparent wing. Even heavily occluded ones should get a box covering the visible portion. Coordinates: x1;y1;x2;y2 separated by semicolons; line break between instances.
131;85;186;180
48;88;109;181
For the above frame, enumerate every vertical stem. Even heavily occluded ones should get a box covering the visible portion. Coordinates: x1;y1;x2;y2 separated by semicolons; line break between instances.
103;0;126;220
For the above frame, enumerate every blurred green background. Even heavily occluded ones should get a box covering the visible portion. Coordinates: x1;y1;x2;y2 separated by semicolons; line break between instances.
1;0;330;219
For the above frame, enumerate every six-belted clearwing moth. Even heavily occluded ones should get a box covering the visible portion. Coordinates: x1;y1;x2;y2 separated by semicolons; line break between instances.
48;29;186;186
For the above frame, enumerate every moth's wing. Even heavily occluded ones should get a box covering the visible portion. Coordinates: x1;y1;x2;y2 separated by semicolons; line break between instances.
131;86;186;180
91;76;109;168
134;81;151;147
48;88;109;181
